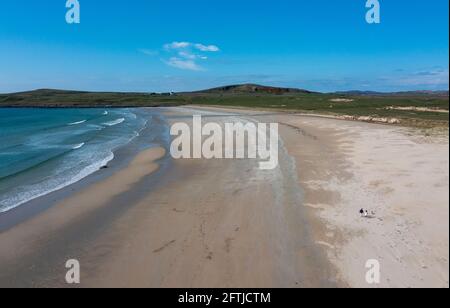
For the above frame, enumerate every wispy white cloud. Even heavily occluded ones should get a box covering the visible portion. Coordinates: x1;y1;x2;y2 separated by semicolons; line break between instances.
159;41;220;71
163;41;220;52
194;43;220;52
390;67;449;88
138;49;159;56
166;57;203;71
164;41;191;50
178;51;197;60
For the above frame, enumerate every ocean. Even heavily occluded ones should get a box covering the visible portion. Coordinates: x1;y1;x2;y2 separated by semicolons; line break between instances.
0;108;159;213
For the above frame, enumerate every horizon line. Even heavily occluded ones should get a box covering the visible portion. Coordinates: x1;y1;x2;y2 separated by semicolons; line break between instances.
1;84;449;96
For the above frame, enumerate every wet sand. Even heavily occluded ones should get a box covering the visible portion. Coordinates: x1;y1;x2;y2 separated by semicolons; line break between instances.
0;106;448;288
190;106;449;288
0;146;166;287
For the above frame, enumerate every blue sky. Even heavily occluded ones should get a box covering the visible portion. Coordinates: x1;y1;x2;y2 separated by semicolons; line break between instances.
0;0;448;93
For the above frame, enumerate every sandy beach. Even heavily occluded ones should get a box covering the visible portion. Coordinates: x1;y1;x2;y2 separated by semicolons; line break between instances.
0;106;448;288
284;117;449;288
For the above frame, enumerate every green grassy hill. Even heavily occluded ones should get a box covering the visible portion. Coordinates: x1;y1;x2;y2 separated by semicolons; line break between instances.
1;84;448;127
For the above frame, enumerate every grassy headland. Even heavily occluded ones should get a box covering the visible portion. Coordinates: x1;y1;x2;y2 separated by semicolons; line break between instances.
1;84;448;128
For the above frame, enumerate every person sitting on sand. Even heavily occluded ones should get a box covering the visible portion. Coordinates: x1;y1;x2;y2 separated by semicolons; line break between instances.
360;209;371;218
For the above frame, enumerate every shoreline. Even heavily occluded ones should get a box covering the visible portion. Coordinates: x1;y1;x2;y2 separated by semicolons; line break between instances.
164;106;449;287
0;146;167;287
190;105;449;288
0;106;448;288
0;108;170;231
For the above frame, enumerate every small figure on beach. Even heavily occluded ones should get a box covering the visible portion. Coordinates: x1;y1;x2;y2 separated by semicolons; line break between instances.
359;209;371;218
360;208;376;218
360;208;365;217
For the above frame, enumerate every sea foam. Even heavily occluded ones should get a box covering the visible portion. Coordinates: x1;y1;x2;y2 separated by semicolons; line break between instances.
103;118;125;127
72;143;85;150
68;120;87;126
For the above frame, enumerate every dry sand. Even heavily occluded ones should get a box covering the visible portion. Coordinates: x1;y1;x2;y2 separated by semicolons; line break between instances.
191;105;449;288
0;106;448;288
278;116;449;288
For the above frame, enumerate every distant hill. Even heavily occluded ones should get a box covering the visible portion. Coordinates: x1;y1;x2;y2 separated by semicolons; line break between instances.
335;90;449;97
190;84;448;97
192;84;315;95
10;89;89;96
1;85;448;125
0;89;185;108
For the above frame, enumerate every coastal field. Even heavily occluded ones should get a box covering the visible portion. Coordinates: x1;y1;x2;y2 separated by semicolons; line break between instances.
1;85;448;128
0;105;447;288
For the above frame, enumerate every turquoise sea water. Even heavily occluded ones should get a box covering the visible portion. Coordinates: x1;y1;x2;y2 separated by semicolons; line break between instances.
0;108;150;213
